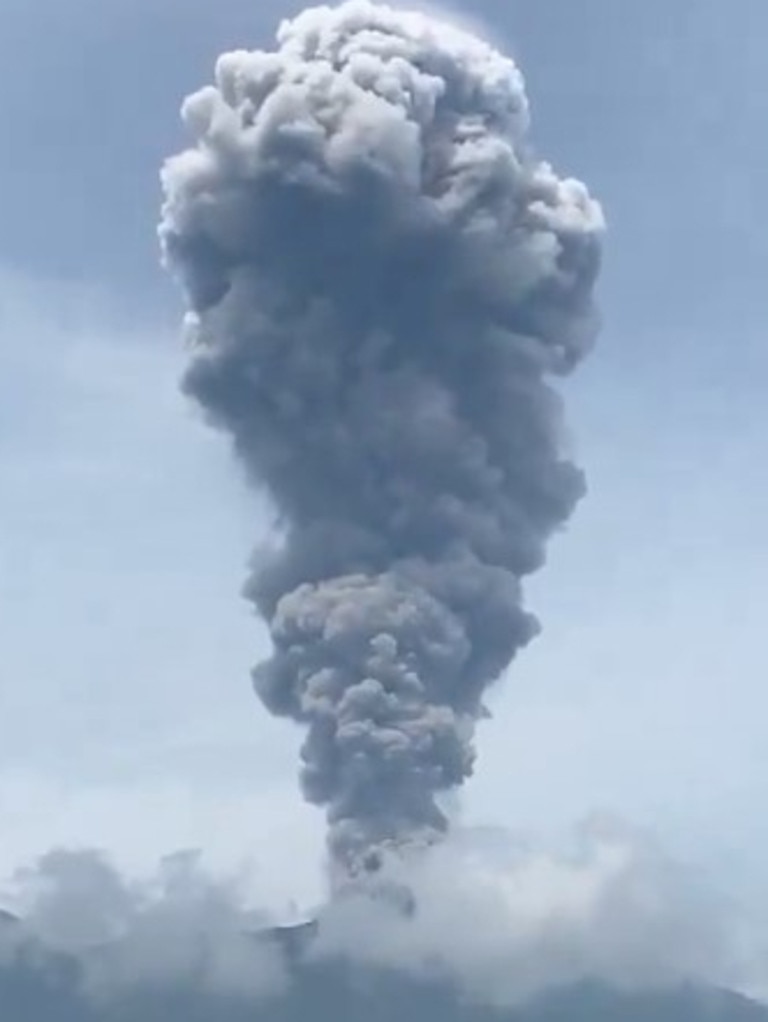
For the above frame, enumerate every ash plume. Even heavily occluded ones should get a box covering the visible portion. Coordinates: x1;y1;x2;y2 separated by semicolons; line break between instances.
159;0;603;879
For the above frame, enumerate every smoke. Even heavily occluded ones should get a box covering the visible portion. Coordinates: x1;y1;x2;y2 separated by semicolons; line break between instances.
1;824;763;1013
313;818;754;1005
159;0;603;878
3;849;286;1002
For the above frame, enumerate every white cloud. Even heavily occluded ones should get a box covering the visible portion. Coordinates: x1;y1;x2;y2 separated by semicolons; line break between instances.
4;818;764;1010
5;847;287;1000
314;819;763;1006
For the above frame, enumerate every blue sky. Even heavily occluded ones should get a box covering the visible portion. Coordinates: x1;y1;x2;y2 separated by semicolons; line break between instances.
1;0;766;912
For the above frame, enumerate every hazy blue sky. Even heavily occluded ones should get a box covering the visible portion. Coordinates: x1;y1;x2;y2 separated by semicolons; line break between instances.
0;0;766;912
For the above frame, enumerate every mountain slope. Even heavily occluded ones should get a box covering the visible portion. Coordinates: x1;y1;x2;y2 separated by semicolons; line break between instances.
0;936;765;1022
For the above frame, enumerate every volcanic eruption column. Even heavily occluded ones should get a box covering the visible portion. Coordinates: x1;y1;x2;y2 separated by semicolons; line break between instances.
159;0;603;879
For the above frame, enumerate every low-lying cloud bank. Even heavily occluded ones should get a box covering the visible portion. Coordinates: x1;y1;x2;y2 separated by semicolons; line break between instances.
315;817;758;1005
1;819;763;1010
1;849;287;1002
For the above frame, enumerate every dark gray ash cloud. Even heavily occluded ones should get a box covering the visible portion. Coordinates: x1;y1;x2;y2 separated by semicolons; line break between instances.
159;0;604;880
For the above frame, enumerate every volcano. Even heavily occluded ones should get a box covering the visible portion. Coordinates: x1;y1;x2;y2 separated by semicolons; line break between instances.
1;921;766;1022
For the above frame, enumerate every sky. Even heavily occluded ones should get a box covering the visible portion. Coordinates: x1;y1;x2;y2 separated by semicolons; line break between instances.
0;0;766;916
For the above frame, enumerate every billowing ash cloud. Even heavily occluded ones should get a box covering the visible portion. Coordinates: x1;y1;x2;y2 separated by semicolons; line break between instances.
313;818;751;1005
2;825;762;1014
159;0;603;877
5;849;286;1001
